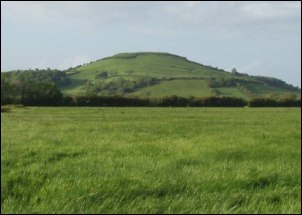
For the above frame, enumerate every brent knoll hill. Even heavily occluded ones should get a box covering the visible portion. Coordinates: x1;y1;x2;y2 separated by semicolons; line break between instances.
60;52;300;99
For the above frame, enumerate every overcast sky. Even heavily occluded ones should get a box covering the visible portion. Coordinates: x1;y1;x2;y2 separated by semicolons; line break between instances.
1;1;301;87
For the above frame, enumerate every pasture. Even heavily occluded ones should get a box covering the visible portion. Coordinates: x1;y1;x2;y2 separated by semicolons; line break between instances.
1;107;301;213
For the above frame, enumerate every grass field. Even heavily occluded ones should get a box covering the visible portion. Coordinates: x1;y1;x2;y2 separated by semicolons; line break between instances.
216;87;250;100
1;107;301;214
127;79;213;98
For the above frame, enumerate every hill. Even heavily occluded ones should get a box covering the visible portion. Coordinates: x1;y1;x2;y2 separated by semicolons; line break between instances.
60;52;300;99
2;52;300;100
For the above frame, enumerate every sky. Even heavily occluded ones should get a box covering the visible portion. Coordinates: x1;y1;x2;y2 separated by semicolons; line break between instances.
1;1;301;87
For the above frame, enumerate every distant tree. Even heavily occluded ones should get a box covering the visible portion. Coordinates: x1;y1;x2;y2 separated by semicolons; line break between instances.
231;68;238;75
21;82;62;105
1;76;13;104
95;71;108;79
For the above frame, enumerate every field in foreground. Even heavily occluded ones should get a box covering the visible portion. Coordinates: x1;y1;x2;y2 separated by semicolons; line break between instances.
1;107;301;214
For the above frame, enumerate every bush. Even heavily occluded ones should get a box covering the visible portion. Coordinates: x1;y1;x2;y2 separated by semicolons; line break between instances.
248;98;301;107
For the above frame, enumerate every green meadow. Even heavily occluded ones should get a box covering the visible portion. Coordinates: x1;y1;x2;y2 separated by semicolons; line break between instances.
1;107;301;214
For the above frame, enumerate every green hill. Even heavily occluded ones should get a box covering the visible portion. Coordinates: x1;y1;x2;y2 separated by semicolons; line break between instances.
2;52;300;100
59;52;300;99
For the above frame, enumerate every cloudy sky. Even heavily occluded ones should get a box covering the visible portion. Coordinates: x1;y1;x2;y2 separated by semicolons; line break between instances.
1;1;301;87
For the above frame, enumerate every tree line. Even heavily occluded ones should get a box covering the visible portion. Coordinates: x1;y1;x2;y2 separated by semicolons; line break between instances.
1;91;300;107
1;71;63;106
248;97;301;107
2;69;70;86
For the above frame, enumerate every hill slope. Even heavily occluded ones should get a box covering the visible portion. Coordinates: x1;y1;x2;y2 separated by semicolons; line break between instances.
59;52;300;99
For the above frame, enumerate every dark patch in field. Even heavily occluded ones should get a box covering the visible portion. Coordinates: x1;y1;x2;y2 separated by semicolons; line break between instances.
175;158;206;169
114;177;188;199
1;159;14;169
25;151;38;157
2;171;49;203
80;178;189;206
47;151;85;162
267;194;281;204
214;149;249;162
242;174;279;189
136;144;171;157
52;139;63;145
22;151;40;165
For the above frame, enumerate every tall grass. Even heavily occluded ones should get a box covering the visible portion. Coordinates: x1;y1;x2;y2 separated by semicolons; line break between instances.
1;107;301;213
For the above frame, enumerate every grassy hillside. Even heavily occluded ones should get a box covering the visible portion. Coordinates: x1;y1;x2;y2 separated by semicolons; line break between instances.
1;52;300;99
1;107;301;213
127;79;213;98
216;87;250;100
73;52;229;78
59;52;300;99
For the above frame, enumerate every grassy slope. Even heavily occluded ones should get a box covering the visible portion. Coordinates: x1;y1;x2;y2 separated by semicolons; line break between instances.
127;79;213;98
1;107;301;214
216;87;250;100
244;82;293;96
59;52;300;99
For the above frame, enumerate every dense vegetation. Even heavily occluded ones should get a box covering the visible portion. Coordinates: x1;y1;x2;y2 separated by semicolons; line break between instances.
1;107;301;213
1;92;300;108
86;75;159;96
1;70;64;105
1;69;70;86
